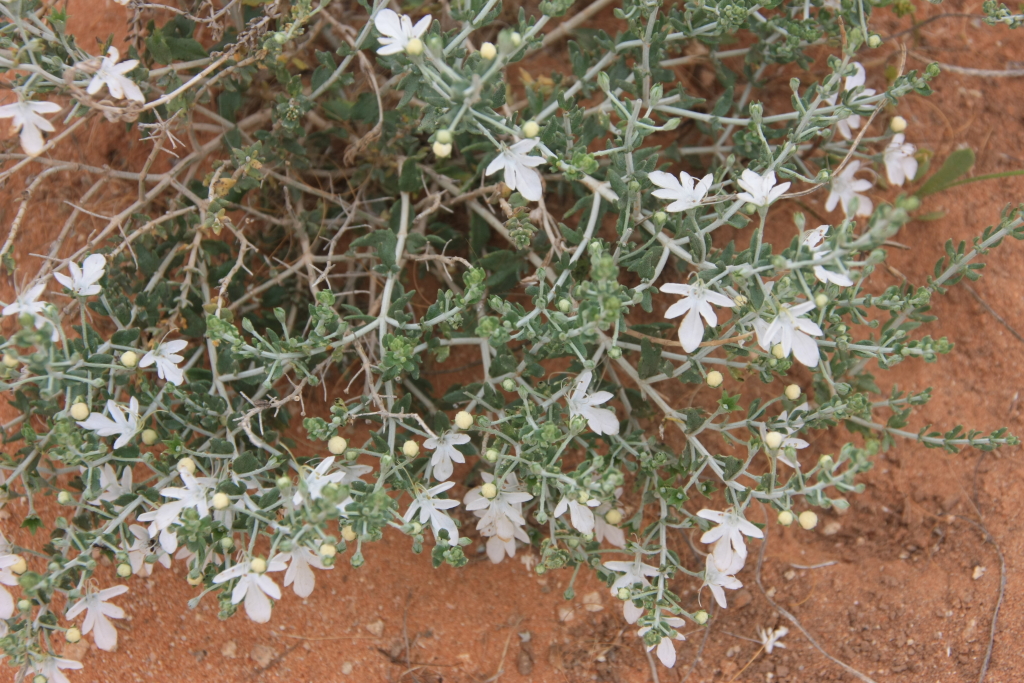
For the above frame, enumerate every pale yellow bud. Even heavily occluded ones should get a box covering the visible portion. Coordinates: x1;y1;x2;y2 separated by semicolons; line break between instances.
436;130;453;144
481;482;498;499
890;116;908;133
120;351;138;368
765;431;784;450
454;410;473;430
142;429;158;445
341;525;357;542
187;574;203;586
814;293;828;307
1;353;17;368
577;491;590;504
480;42;497;60
328;436;348;455
777;510;795;526
10;555;27;575
212;492;231;510
65;627;82;643
70;402;90;421
176;457;196;475
617;587;630;600
771;344;785;359
432;141;452;158
402;440;420;457
250;557;267;573
319;543;337;558
483;448;499;462
798;510;818;530
510;31;522;46
522;120;540;138
705;371;724;388
116;562;132;578
784;384;801;401
405;37;424;56
604;509;623;525
693;610;709;625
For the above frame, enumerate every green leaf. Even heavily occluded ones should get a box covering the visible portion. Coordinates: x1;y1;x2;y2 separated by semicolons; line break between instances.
233;453;260;475
638;338;663;379
916;148;975;197
351;229;398;268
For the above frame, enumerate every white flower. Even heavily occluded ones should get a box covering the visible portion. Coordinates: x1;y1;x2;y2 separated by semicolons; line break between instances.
424;430;470;481
29;656;83;683
0;532;20;619
755;301;823;368
697;508;764;574
825;161;873;218
604;556;659;623
884;133;918;186
464;473;533;563
126;524;171;577
639;617;687;668
553;494;600;534
736;169;790;207
648;170;713;212
702;553;743;608
213;558;287;623
94;463;132;503
826;63;876;140
567;370;619;436
77;397;140;449
65;585;128;651
0;98;62;156
293;456;371;505
758;625;789;654
661;282;735;352
484;139;546;202
86;47;144;103
2;283;58;341
770;402;812;468
54;254;106;296
279;547;331;598
139;339;188;386
137;471;215;553
374;8;431;56
404;480;460;546
802;225;853;287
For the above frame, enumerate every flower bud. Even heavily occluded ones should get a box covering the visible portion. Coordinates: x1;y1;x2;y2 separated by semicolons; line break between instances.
819;454;834;469
116;562;132;578
1;353;18;368
868;33;882;48
212;492;231;510
798;510;818;530
744;202;758;214
18;599;31;612
557;298;571;313
328;436;348;455
250;557;267;573
764;431;784;450
436;129;453;144
604;509;623;525
617;587;630;600
432;141;452;158
187;574;203;586
176;457;196;475
141;429;158;445
341;525;357;542
778;510;795;526
890;116;907;133
120;351;138;367
10;556;27;575
402;440;420;457
34;675;47;683
771;344;785;359
220;537;234;551
693;610;709;625
66;627;82;643
454;410;474;430
652;211;667;226
784;384;801;401
484;448;499;462
480;42;497;60
501;378;516;392
608;346;622;359
814;293;828;308
522;120;540;138
276;475;292;489
319;543;337;558
577;490;590;504
481;482;498;499
705;371;723;388
69;402;90;421
510;31;522;46
57;491;74;505
405;37;424;56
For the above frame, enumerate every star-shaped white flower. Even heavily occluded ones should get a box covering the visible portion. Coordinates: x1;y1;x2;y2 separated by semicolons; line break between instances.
77;397;140;450
770;402;812;468
279;546;331;598
702;553;743;608
136;471;215;554
54;254;106;296
758;625;789;654
465;473;533;563
424;430;470;481
2;283;58;340
65;584;129;651
293;456;371;505
661;282;735;352
639;617;687;668
736;169;790;207
884;134;918;187
697;508;764;574
554;494;600;534
649;170;713;212
0;98;61;156
485;139;546;202
86;47;144;103
374;8;431;56
604;556;659;623
567;370;619;436
139;338;188;386
825;161;873;218
29;656;83;683
213;557;287;623
404;480;460;546
754;301;823;368
825;63;877;140
95;463;133;503
802;225;853;287
127;523;171;577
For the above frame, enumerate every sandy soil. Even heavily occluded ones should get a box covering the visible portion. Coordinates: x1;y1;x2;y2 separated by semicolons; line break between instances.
1;1;1023;682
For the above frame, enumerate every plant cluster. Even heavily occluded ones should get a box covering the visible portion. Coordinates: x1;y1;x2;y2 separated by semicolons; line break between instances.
0;0;1020;678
